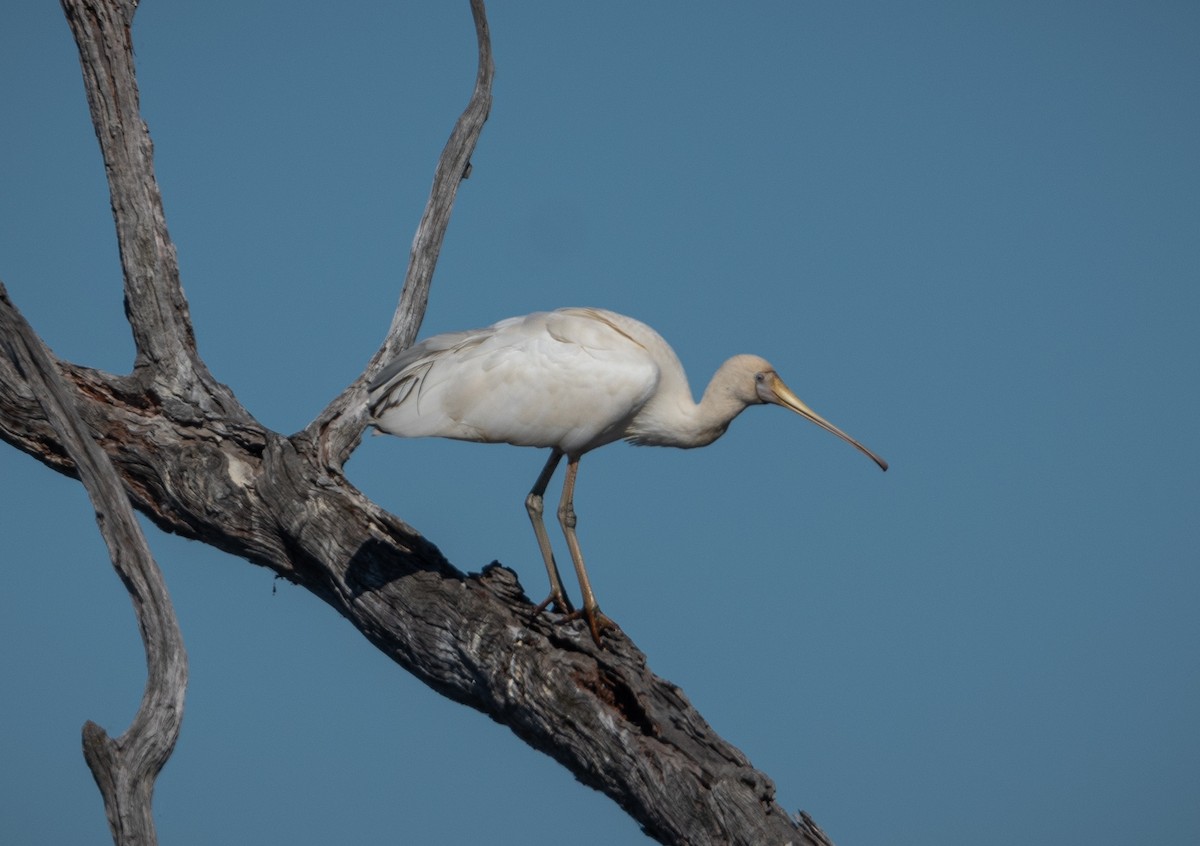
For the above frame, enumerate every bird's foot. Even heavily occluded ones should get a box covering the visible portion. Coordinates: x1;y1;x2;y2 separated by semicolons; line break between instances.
532;591;575;618
531;595;616;647
562;606;617;648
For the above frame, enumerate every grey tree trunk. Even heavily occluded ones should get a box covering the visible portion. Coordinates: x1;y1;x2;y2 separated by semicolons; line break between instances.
0;2;836;844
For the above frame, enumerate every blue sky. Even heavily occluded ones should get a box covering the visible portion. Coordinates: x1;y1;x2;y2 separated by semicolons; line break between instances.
2;2;1198;844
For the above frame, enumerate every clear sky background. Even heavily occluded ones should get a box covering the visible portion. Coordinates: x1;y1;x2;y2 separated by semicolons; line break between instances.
2;2;1197;844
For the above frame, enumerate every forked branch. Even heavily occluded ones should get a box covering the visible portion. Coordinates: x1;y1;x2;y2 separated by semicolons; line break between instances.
0;2;838;844
0;282;187;846
59;0;243;417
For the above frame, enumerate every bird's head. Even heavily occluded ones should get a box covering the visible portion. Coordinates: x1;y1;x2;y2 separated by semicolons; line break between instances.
734;355;888;472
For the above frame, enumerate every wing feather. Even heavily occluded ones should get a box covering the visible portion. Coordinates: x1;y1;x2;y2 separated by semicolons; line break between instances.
368;309;661;452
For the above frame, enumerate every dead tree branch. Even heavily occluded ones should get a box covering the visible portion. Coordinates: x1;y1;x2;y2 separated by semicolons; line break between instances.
0;2;836;843
1;282;187;846
308;0;495;469
59;0;240;418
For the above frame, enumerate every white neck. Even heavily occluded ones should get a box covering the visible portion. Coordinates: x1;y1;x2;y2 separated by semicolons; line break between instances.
627;358;758;449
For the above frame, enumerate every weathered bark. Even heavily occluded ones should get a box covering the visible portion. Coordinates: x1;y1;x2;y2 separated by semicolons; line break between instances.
60;0;235;411
310;0;495;471
0;292;187;846
0;2;836;844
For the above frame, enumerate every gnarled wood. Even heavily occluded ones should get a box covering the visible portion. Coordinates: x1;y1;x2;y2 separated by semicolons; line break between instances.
59;0;236;415
1;284;187;846
0;296;833;846
309;0;495;469
1;2;836;844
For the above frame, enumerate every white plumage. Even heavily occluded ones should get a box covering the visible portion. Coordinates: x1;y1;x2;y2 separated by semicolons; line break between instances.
368;307;885;644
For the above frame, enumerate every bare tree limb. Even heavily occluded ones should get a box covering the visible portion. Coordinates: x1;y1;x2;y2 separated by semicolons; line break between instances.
377;0;494;362
0;282;187;846
59;0;244;420
0;308;832;846
306;0;495;469
0;2;840;843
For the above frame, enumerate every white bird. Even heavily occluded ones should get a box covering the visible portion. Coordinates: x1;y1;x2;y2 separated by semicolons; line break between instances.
368;307;886;645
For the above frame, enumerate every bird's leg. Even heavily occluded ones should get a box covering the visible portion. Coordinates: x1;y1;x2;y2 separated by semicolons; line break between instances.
557;456;615;646
526;449;574;616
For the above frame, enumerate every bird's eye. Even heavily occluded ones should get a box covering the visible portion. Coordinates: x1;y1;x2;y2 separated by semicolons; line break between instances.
755;372;765;384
